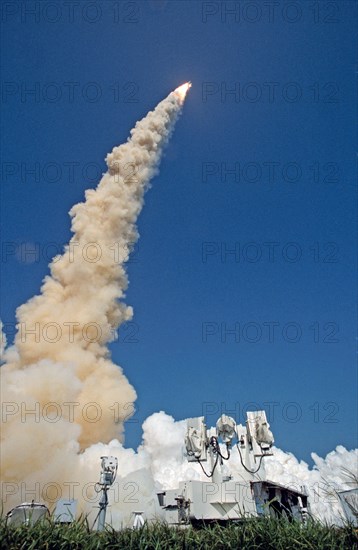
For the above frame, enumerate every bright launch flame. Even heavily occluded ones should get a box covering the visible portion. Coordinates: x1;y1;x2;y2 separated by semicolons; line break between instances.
174;81;192;102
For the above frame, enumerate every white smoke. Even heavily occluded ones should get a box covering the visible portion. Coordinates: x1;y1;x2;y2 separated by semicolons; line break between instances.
65;412;358;527
83;412;358;524
264;445;357;524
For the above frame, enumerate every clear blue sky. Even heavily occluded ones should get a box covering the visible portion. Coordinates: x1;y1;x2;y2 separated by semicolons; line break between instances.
1;0;357;464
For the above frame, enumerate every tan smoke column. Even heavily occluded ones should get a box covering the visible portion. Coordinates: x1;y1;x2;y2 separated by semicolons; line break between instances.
1;85;189;511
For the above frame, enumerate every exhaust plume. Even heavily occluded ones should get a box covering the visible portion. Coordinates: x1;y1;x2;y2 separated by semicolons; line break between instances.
1;85;189;508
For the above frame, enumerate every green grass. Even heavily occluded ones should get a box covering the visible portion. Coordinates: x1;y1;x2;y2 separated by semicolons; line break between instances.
0;517;356;550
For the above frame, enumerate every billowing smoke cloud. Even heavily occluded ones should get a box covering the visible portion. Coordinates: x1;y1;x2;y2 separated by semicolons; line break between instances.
264;444;357;524
0;85;189;511
1;84;356;527
78;413;356;527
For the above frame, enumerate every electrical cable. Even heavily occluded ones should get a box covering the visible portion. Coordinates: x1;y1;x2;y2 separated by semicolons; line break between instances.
196;450;219;478
91;509;101;530
216;440;230;461
211;436;229;465
195;437;221;478
236;443;264;474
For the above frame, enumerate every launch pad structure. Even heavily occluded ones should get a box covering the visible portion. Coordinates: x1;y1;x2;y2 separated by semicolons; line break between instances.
157;411;309;526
